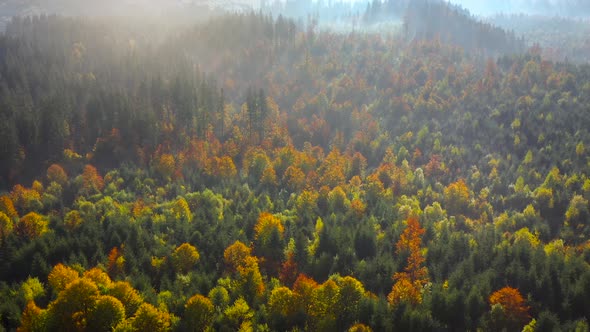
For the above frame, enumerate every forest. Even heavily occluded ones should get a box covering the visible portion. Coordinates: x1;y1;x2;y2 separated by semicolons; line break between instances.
1;1;590;331
490;14;590;64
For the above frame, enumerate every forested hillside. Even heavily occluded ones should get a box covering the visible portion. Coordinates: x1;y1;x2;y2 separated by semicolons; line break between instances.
1;10;590;332
490;14;590;63
362;0;525;56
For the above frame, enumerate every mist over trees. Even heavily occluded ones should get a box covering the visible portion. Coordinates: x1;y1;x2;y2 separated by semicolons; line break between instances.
448;0;590;17
383;0;526;56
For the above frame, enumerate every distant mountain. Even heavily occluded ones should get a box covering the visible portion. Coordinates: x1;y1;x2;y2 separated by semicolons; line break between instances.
404;1;525;56
362;0;525;57
490;14;590;63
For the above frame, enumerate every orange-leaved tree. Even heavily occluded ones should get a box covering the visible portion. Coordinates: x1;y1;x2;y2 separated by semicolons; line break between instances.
223;241;252;274
292;274;319;316
11;185;41;213
46;164;68;186
488;286;530;330
81;164;104;195
387;216;429;308
0;195;18;220
107;246;125;278
279;252;298;287
283;166;306;192
223;241;265;302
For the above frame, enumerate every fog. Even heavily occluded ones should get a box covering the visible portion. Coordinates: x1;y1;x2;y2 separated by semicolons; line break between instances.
3;0;589;24
274;0;590;18
0;0;258;31
447;0;590;17
0;0;252;17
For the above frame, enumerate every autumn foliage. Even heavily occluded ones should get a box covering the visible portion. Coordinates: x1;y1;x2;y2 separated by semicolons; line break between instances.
224;241;265;301
4;9;590;332
0;195;18;220
388;216;429;308
489;287;531;330
254;212;284;241
444;179;470;216
184;294;215;331
171;243;200;274
46;164;68;185
0;212;14;245
155;153;176;179
48;264;80;292
223;241;252;273
279;253;299;287
81;165;104;195
16;212;48;239
107;247;125;277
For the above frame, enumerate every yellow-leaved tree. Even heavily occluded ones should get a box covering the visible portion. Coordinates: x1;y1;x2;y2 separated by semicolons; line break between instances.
20;264;172;332
184;294;215;331
171;243;200;274
16;212;48;239
254;212;284;274
444;179;470;216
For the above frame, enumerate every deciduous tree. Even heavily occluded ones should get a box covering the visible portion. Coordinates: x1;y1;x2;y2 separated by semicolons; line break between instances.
107;247;125;277
16;212;49;239
45;278;99;331
87;295;126;332
488;287;530;330
184;294;214;331
11;185;42;212
130;303;172;332
0;195;18;220
48;264;80;293
444;179;470;216
21;277;45;302
172;243;200;274
81;164;104;195
254;212;285;274
223;297;253;330
223;241;252;273
279;252;299;287
171;197;193;223
47;164;68;186
388;216;429;308
0;212;14;245
108;281;143;317
155;154;176;179
18;301;46;332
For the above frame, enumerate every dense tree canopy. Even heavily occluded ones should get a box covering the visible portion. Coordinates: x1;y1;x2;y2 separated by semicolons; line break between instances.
0;6;589;331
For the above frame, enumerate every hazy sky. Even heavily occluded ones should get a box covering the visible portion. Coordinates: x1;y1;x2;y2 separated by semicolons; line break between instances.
275;0;575;17
1;0;581;19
